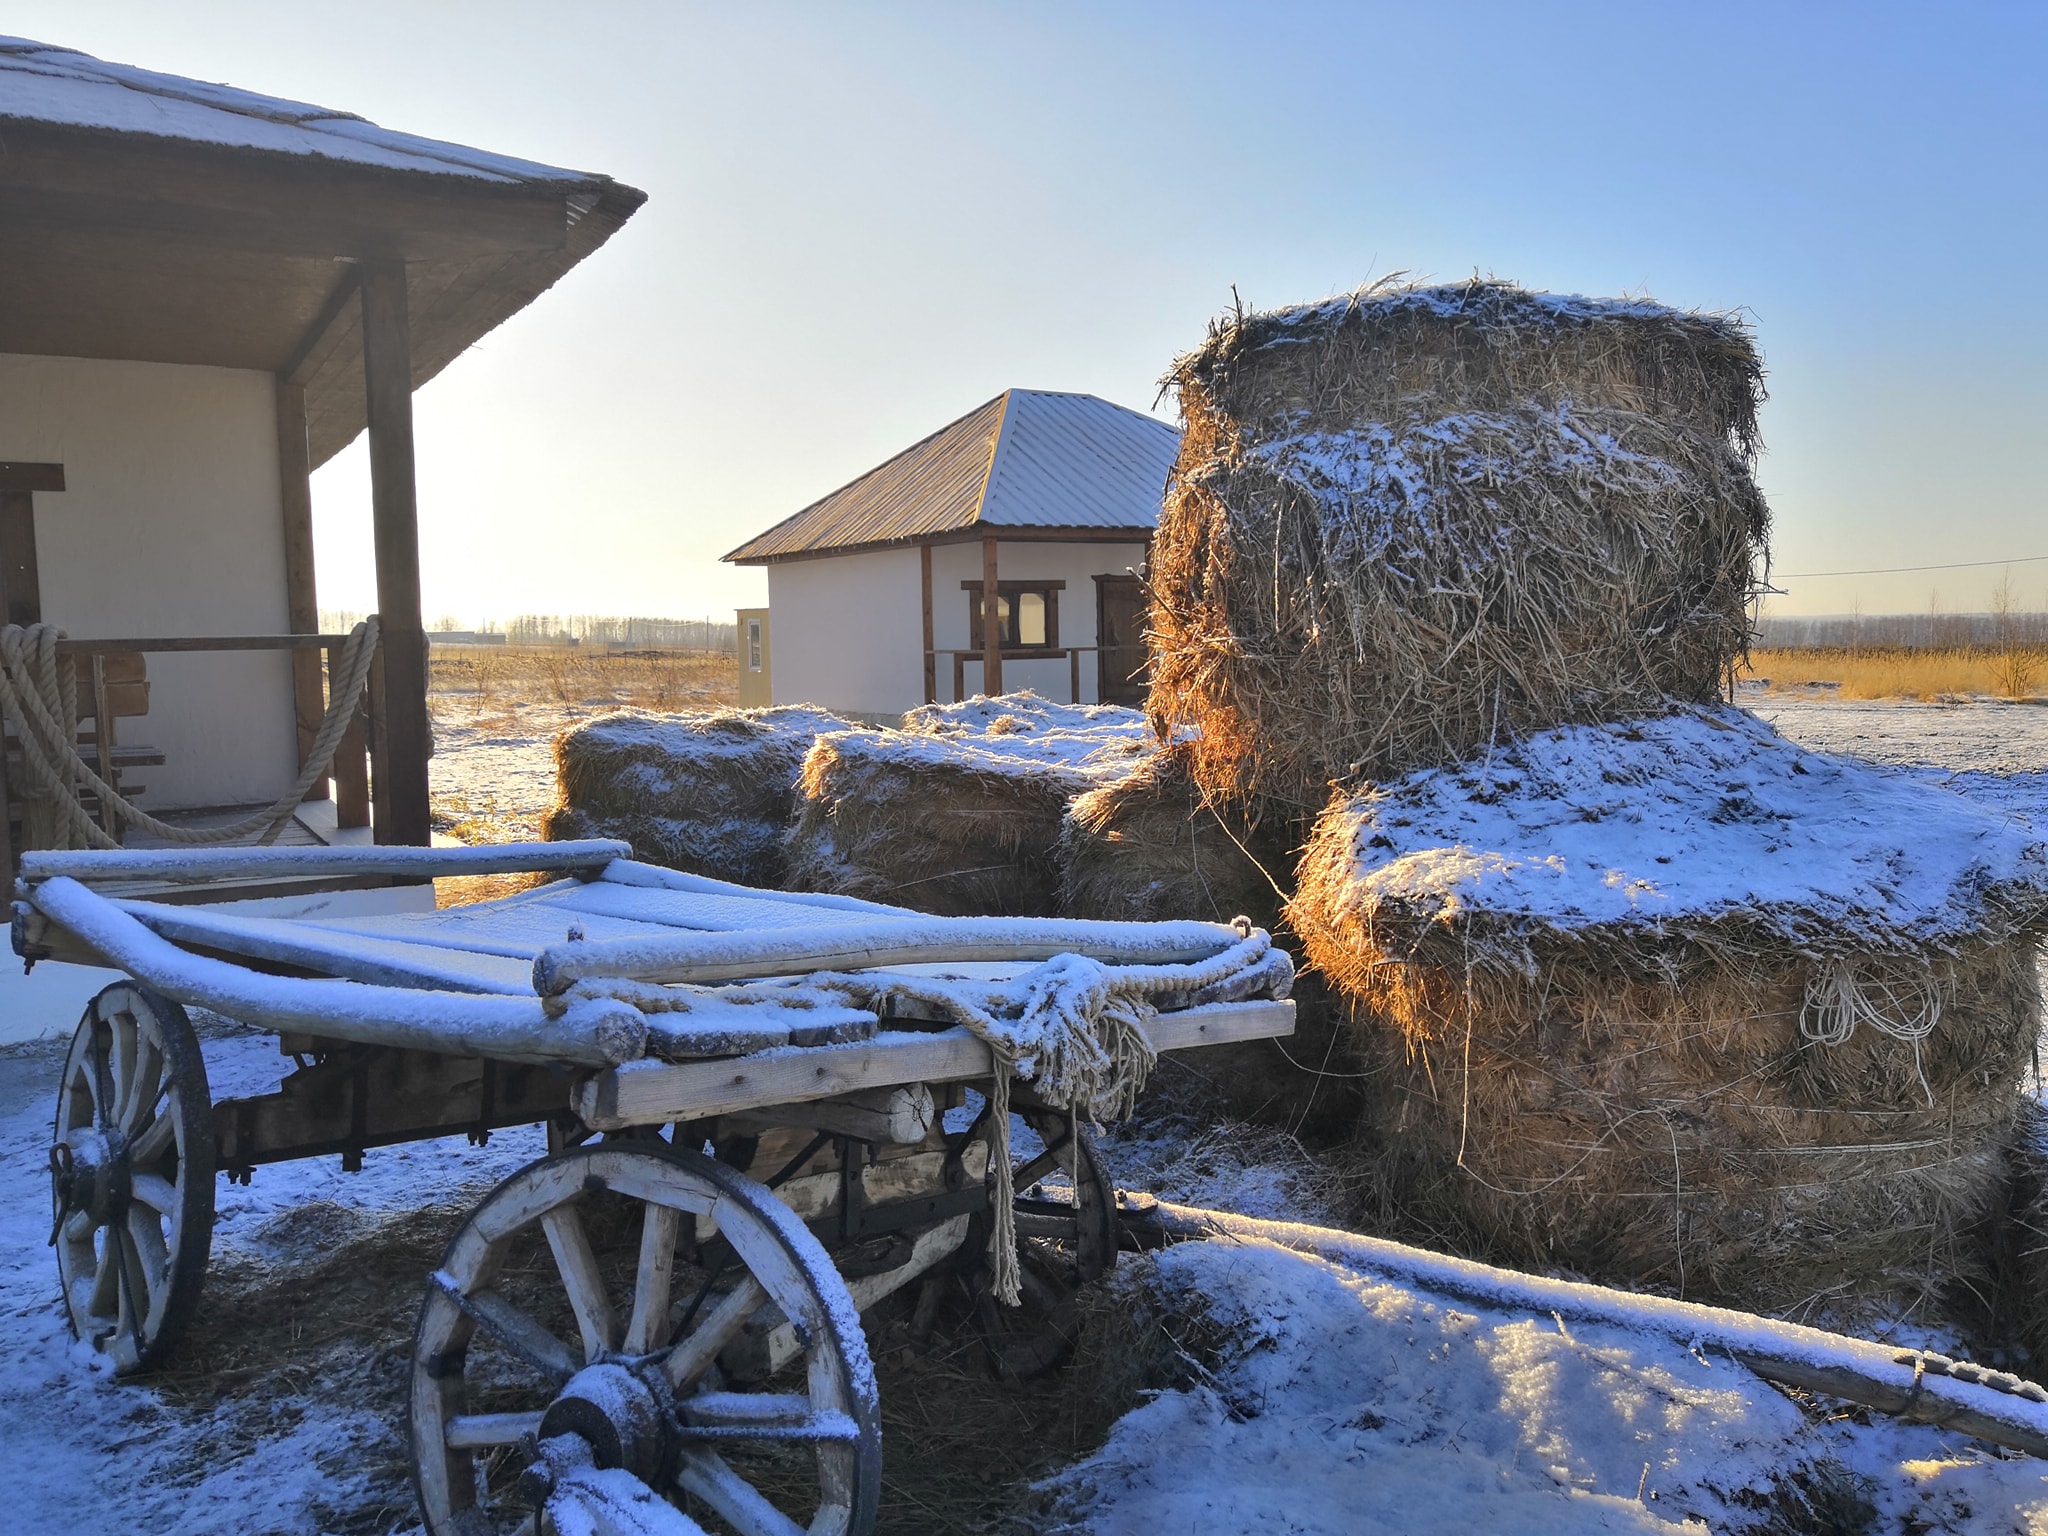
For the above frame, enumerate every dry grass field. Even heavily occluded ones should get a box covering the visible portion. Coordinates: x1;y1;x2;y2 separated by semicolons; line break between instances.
1743;644;2047;701
428;644;738;902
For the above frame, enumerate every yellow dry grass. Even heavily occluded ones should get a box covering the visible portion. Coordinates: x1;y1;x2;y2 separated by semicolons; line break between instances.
1743;646;2048;701
430;643;737;725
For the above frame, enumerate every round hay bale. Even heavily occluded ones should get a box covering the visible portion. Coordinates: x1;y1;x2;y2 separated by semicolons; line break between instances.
1149;276;1770;820
544;705;846;887
1057;741;1285;930
1289;709;2048;1309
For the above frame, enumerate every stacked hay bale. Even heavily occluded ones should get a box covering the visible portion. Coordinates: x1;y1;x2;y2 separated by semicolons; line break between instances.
1058;740;1283;930
1289;708;2048;1308
785;692;1153;916
544;705;847;887
1149;276;1768;824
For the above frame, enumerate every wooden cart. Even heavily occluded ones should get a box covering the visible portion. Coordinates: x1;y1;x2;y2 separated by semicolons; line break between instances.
16;840;1294;1536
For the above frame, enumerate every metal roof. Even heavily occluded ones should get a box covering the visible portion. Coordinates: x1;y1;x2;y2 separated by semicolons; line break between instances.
0;36;595;184
723;390;1179;565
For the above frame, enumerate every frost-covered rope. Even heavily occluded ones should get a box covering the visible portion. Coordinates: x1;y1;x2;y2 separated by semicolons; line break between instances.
0;618;379;850
1799;955;1946;1106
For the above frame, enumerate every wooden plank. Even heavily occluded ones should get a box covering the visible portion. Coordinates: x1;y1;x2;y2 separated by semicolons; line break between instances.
0;489;42;627
113;900;537;994
575;999;1295;1128
920;544;935;706
0;462;64;493
18;837;627;884
360;260;433;847
53;635;349;653
275;378;329;802
980;534;1002;695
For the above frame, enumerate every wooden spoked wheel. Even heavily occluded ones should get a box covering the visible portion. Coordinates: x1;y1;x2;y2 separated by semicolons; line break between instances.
409;1142;881;1536
969;1100;1118;1381
50;982;216;1373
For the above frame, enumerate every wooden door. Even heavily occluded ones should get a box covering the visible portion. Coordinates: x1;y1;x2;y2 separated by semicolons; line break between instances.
1094;575;1149;707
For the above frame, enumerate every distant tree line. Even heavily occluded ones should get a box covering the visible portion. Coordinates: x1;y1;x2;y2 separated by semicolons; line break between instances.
319;611;739;651
1757;611;2048;649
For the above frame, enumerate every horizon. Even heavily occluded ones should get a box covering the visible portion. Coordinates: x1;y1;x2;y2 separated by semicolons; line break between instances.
8;2;2042;622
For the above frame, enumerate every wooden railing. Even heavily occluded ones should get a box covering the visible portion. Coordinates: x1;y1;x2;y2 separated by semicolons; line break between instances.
923;645;1148;706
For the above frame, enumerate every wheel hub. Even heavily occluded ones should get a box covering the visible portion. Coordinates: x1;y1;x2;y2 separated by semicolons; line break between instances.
51;1130;127;1232
536;1361;671;1484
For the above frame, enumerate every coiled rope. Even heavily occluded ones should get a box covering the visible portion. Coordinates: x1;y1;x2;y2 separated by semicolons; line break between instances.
0;618;381;850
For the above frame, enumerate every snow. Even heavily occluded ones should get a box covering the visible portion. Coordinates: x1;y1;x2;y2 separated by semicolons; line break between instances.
1037;1236;2048;1534
1323;705;2048;950
881;690;1160;781
1249;406;1693;568
0;35;599;184
1247;279;1747;345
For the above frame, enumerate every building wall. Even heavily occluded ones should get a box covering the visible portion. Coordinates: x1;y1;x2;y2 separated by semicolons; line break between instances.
765;538;1149;719
0;353;298;808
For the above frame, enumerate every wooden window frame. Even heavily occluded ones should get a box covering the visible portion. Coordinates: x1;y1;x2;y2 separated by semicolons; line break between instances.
960;579;1064;652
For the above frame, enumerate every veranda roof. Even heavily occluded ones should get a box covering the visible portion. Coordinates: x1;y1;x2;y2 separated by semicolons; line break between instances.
0;36;644;466
723;389;1180;565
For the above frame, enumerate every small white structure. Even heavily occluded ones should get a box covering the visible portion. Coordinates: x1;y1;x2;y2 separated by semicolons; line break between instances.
724;389;1177;721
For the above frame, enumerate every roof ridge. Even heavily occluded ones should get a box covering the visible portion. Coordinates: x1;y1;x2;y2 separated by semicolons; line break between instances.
967;389;1017;530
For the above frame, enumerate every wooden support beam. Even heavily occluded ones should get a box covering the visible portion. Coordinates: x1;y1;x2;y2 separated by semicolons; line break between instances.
919;544;935;706
0;489;43;627
359;261;432;847
0;463;65;493
275;379;328;802
980;534;1002;697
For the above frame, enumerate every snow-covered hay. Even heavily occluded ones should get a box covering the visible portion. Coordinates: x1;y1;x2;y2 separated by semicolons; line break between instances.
1149;276;1770;820
1058;741;1284;929
1289;708;2048;1308
784;693;1153;916
543;705;846;886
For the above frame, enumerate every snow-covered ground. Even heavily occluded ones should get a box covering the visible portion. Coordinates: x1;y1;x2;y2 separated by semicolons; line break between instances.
3;693;2046;1533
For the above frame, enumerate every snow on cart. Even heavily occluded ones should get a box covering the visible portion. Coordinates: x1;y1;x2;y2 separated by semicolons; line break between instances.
16;839;1293;1536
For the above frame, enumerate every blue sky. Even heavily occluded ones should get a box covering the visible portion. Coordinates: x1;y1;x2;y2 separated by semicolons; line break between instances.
14;2;2045;618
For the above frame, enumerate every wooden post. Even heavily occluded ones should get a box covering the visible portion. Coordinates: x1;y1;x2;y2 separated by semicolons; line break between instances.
919;544;935;706
980;535;1002;697
359;262;432;846
276;380;328;802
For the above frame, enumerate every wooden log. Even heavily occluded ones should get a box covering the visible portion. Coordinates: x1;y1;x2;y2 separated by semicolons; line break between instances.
574;999;1295;1129
981;534;1002;695
1124;1199;2048;1462
360;260;432;847
18;837;629;885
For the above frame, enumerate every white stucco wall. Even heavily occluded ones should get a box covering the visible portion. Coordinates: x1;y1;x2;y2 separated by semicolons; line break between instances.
0;353;298;809
765;539;1149;719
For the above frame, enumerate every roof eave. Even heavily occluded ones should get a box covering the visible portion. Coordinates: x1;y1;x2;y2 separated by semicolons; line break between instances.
726;522;1156;566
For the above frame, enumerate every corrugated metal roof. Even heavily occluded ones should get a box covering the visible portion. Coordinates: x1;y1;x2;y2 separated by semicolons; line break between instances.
0;36;597;184
724;389;1179;564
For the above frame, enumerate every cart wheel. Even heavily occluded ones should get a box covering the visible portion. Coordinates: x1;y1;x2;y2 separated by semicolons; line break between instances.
969;1101;1118;1381
51;982;215;1374
409;1141;881;1536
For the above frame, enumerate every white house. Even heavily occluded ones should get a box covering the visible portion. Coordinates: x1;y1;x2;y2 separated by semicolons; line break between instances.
724;389;1179;721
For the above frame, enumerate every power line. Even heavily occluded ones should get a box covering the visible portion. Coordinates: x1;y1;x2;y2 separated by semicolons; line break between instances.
1775;552;2048;579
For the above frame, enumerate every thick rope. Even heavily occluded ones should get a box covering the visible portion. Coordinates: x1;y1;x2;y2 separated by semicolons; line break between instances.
0;618;380;850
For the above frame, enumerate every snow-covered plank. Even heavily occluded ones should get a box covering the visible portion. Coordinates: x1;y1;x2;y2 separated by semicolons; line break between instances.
535;882;902;935
115;901;536;995
18;839;629;886
27;877;641;1065
303;902;705;962
534;916;1245;994
574;999;1294;1128
595;859;917;918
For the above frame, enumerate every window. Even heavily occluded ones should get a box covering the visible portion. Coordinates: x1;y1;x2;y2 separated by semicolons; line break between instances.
746;618;763;671
961;581;1063;649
